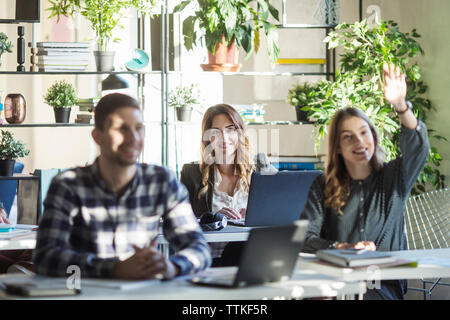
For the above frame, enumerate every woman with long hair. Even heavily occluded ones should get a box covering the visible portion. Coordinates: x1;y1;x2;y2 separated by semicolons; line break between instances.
300;64;430;300
180;104;276;266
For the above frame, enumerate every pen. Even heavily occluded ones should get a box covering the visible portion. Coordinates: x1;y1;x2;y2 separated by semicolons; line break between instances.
356;248;370;255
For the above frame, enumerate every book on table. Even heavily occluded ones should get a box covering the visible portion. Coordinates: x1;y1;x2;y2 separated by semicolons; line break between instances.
0;275;80;297
316;249;399;267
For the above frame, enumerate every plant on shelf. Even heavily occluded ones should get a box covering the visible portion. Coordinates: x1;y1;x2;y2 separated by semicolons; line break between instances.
0;32;13;67
305;20;446;194
47;0;159;71
287;82;321;122
168;84;201;122
0;130;30;176
44;80;78;124
174;0;280;71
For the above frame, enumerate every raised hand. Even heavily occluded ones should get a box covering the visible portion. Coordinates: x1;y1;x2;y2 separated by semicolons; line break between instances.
383;63;408;111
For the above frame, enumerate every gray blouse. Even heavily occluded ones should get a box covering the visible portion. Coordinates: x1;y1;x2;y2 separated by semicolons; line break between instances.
300;121;430;253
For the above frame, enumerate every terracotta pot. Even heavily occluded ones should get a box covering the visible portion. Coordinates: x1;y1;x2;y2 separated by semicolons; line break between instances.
4;93;26;124
201;35;242;72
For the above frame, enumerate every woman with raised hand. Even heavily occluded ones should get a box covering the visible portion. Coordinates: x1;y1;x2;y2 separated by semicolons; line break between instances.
300;63;430;300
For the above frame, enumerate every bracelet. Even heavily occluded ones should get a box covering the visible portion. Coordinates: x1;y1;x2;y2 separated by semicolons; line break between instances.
329;241;340;249
396;101;412;115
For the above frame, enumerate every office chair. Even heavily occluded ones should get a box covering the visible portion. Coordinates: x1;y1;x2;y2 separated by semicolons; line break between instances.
0;161;24;215
404;188;450;299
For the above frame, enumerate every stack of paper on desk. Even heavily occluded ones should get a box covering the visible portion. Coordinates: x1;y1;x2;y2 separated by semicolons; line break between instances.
81;278;160;291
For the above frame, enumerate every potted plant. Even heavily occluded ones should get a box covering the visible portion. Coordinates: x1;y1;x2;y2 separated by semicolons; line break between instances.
44;80;78;123
47;0;159;71
174;0;280;71
0;32;13;67
287;82;320;122
168;84;201;122
0;130;30;176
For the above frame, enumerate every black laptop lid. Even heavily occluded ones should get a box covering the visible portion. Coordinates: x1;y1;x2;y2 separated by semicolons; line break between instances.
233;220;309;287
245;170;321;227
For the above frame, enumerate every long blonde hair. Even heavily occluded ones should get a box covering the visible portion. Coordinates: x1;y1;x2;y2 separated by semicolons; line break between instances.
199;104;253;197
324;107;385;214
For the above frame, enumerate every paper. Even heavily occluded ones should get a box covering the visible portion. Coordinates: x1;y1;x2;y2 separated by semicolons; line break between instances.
81;278;160;291
416;257;450;268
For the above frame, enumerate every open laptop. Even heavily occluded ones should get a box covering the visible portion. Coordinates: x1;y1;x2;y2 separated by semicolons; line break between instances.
228;170;321;227
190;220;308;288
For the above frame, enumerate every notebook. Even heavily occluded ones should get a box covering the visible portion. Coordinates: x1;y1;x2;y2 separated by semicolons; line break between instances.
316;249;398;267
0;275;80;297
228;170;321;227
190;220;308;288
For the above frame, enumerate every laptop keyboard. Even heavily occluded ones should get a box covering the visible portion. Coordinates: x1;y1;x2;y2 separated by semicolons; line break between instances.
227;218;245;226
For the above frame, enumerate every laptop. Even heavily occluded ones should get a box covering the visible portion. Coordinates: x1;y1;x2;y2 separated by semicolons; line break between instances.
190;220;308;288
228;170;321;227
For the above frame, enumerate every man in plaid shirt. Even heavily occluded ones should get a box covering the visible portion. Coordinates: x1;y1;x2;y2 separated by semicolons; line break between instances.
33;93;211;279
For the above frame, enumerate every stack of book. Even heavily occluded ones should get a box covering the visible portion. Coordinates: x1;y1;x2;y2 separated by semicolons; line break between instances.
77;98;100;113
75;113;93;124
37;42;90;72
232;104;266;123
272;58;326;73
268;155;325;171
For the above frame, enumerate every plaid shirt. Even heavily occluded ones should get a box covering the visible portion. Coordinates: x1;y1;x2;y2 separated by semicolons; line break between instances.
33;159;211;278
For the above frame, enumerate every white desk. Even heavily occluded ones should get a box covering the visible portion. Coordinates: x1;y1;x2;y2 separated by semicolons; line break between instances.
0;270;365;300
295;249;450;283
158;225;251;257
0;231;36;250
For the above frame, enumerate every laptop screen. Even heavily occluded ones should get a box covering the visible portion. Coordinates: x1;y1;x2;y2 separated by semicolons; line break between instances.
245;170;321;227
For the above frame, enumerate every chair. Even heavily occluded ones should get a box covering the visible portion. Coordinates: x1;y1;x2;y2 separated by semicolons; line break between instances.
0;162;24;215
404;188;450;299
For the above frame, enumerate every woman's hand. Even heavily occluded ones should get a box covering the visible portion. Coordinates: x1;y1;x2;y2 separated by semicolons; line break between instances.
383;63;408;112
217;207;243;220
336;241;376;251
0;208;10;224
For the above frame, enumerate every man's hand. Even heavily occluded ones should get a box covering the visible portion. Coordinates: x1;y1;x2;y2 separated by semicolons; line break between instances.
383;63;408;112
113;239;179;280
0;208;10;224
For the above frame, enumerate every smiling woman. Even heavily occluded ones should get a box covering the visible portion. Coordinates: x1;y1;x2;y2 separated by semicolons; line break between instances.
300;64;430;300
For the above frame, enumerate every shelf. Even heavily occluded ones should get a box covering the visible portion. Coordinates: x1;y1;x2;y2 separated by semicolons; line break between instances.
155;121;314;126
0;70;161;75
0;123;93;128
275;24;337;29
0;174;39;180
168;71;334;77
245;121;314;125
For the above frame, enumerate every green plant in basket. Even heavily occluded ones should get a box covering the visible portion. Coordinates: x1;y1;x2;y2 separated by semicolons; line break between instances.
168;84;201;122
287;82;320;122
0;130;30;160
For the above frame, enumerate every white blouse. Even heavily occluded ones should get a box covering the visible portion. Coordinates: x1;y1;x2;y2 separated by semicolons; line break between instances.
210;167;249;258
211;167;248;215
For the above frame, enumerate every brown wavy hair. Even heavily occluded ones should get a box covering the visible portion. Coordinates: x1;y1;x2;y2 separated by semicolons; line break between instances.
199;104;253;197
324;107;385;214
